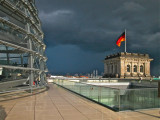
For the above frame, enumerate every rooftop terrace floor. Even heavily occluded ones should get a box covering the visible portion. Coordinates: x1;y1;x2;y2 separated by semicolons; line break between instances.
0;83;160;120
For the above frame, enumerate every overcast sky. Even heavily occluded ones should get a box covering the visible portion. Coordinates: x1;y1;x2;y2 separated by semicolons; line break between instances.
35;0;160;76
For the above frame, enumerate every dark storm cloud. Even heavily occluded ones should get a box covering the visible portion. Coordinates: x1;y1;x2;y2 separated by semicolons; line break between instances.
35;0;160;75
36;0;159;51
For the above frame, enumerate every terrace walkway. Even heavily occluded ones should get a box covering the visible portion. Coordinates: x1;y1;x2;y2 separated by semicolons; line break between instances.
0;83;160;120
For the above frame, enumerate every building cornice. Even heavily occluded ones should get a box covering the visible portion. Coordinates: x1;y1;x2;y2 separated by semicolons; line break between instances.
105;52;153;60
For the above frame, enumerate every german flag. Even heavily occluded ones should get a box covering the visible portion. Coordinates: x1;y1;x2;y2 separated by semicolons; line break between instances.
116;32;125;47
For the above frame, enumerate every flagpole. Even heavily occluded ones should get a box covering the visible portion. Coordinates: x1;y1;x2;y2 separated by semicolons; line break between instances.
125;29;126;52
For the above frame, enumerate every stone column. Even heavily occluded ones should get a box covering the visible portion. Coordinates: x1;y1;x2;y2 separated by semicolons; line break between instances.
131;62;133;76
145;62;150;76
107;64;109;74
144;62;148;76
117;62;120;75
112;63;115;74
115;64;117;74
120;58;125;78
137;60;140;75
104;62;107;74
110;64;112;74
148;62;151;76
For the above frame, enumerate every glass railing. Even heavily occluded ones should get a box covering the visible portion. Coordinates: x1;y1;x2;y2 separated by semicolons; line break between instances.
53;79;160;111
119;88;160;110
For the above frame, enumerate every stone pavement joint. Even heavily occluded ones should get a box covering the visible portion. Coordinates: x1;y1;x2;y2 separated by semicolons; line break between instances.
0;83;160;120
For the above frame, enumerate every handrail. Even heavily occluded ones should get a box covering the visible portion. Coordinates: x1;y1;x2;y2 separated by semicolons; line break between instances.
54;79;158;90
0;85;46;94
0;64;46;72
53;79;160;111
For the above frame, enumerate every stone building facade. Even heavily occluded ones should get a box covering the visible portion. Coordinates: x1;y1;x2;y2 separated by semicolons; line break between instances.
104;52;153;79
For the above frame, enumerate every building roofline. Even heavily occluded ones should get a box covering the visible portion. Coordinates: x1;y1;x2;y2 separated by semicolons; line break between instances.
105;52;152;60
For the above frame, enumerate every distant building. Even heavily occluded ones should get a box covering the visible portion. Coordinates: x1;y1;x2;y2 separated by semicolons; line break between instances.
103;52;153;79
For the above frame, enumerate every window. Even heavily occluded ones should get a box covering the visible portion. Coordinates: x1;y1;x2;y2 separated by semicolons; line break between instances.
127;65;130;72
111;65;113;73
134;65;137;72
115;65;117;73
107;65;109;73
140;65;144;72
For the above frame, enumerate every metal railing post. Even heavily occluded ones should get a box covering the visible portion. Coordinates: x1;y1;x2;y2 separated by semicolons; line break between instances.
118;90;120;111
98;86;101;102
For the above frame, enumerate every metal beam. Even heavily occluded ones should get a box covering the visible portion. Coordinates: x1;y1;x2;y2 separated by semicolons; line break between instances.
0;39;47;60
0;65;44;72
0;39;33;53
0;49;25;53
0;56;28;59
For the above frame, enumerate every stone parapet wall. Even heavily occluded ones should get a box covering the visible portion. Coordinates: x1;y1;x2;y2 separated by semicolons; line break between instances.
105;52;152;60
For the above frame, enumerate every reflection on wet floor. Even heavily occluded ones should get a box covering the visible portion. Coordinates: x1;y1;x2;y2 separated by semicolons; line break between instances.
0;84;160;120
0;105;7;120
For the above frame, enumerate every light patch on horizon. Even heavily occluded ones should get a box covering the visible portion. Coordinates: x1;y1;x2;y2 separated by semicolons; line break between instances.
39;10;74;23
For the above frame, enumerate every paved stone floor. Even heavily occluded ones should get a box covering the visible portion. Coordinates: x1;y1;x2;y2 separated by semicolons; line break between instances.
0;83;160;120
